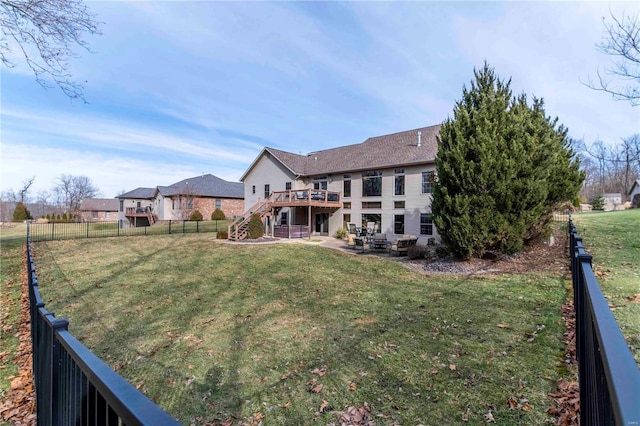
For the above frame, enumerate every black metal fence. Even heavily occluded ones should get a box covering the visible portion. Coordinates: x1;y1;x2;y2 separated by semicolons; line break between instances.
27;229;181;425
29;220;230;242
569;218;640;425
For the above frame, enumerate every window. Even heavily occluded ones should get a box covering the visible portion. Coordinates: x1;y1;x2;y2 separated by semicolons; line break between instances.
362;214;381;232
422;171;435;194
172;198;177;210
343;175;351;198
313;180;327;190
280;212;288;225
92;211;98;219
105;212;111;219
362;202;382;209
343;214;351;229
394;168;405;196
343;202;351;209
119;200;123;212
264;184;270;199
252;185;256;194
421;213;433;235
394;214;405;234
394;201;405;209
186;198;194;210
215;199;221;209
362;170;382;197
285;182;292;190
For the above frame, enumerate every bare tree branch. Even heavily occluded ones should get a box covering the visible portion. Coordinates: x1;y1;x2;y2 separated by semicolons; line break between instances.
0;0;101;100
586;10;640;106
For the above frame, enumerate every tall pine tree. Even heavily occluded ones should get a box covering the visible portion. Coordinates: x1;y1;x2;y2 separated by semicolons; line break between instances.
432;63;584;259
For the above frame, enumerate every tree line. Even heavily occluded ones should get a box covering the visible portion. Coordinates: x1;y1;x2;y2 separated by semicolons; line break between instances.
1;174;100;222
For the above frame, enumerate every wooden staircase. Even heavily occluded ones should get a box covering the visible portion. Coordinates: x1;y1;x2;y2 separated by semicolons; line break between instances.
147;211;158;226
228;197;272;241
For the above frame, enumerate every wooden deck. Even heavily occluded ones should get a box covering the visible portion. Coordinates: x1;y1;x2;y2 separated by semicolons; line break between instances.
269;189;341;208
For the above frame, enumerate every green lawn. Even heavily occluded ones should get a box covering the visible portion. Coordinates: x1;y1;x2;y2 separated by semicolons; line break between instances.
32;234;572;425
572;209;640;363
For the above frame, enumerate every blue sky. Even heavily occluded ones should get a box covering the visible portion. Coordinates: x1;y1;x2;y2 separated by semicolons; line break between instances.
1;1;639;198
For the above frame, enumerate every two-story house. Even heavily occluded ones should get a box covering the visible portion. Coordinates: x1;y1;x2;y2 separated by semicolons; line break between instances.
236;124;441;244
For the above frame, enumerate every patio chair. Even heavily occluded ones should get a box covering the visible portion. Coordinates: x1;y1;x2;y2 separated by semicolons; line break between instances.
372;233;388;251
347;222;357;235
389;235;418;256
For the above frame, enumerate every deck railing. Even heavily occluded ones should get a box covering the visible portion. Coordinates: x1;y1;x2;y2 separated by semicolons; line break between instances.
569;218;640;425
26;229;180;425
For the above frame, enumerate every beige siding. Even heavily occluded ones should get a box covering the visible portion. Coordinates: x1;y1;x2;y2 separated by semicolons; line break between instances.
243;153;297;211
326;165;439;243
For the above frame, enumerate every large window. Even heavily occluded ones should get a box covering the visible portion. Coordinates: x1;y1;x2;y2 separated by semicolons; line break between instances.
420;213;433;235
343;175;351;198
362;170;382;197
186;198;194;210
264;184;270;199
394;168;405;196
362;213;381;233
215;199;221;209
285;182;292;190
280;212;288;225
394;214;405;234
313;179;327;190
119;200;123;212
422;171;435;194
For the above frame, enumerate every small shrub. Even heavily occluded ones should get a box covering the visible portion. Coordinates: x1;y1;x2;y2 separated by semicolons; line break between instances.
247;214;264;239
407;244;427;260
217;230;228;239
190;210;203;221
336;227;347;239
62;212;68;222
46;214;51;220
211;208;226;220
56;214;61;221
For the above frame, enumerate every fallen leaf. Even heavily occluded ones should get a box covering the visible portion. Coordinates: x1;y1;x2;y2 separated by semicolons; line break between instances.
282;401;291;409
349;383;357;391
484;411;496;423
496;324;508;329
449;364;457;371
310;383;323;393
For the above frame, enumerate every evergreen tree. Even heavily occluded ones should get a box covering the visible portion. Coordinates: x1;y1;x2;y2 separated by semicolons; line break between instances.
590;193;605;210
12;202;32;221
247;214;264;239
432;63;584;259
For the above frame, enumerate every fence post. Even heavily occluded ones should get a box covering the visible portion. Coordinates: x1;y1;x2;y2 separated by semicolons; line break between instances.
86;222;90;239
197;221;199;233
169;220;172;234
49;317;69;424
51;222;54;241
183;220;186;234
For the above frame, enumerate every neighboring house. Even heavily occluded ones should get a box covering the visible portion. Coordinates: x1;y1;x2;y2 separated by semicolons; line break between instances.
629;180;640;208
603;193;623;211
117;187;157;227
78;198;119;222
117;174;244;227
238;125;441;244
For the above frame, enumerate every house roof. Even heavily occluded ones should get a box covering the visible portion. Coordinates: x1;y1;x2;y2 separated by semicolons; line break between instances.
629;179;640;195
79;198;119;211
240;124;441;181
117;188;157;199
157;174;243;198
